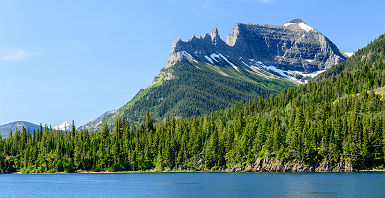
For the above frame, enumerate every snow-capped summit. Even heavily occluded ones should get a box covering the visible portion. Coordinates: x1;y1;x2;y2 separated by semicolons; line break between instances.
344;52;354;57
283;18;314;32
54;121;72;131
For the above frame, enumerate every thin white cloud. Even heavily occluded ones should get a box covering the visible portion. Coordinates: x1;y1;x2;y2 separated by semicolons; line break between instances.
0;49;40;62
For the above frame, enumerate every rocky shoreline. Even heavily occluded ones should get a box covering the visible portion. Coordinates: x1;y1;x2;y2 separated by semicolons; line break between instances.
11;157;385;174
229;157;354;172
12;168;384;174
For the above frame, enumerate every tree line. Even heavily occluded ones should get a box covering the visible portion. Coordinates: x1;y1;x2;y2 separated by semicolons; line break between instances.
1;34;385;173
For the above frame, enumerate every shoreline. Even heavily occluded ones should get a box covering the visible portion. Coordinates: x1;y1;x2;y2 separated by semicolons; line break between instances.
10;169;385;174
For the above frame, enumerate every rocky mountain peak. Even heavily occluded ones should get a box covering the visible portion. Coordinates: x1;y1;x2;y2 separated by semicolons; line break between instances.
171;38;182;53
189;34;198;41
226;23;241;46
54;121;72;131
211;27;220;42
283;18;315;32
203;33;211;41
287;18;306;24
167;19;347;82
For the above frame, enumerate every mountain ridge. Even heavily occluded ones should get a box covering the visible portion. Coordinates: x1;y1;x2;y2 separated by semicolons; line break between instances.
171;18;347;74
0;121;40;138
82;19;347;130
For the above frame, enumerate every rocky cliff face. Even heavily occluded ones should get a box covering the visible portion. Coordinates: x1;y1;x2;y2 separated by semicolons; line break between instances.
81;110;117;130
82;19;347;130
169;18;347;78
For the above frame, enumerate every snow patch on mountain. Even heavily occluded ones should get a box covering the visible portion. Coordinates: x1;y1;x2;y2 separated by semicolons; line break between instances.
205;53;240;72
183;51;193;58
233;66;240;72
210;53;220;62
241;60;249;67
218;54;235;67
204;55;214;64
54;121;71;131
283;22;314;32
248;59;325;84
283;22;295;27
298;22;314;32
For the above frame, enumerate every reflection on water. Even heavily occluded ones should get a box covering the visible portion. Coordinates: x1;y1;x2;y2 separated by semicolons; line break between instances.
0;172;385;198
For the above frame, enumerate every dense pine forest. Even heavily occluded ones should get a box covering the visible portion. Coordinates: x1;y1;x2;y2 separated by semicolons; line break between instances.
1;34;385;173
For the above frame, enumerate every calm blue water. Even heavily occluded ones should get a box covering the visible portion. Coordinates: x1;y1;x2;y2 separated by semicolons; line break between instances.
1;172;385;197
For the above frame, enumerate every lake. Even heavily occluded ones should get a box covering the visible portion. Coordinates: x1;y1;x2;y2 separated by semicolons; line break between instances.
1;172;385;197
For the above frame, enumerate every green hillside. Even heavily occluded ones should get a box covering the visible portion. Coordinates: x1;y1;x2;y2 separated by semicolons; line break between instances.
96;61;294;130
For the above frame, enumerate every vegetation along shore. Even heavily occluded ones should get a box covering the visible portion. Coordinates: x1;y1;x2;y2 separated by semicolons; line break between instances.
1;34;385;174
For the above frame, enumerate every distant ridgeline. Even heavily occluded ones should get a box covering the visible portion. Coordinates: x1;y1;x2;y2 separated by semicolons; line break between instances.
0;121;40;138
1;34;384;173
82;18;347;131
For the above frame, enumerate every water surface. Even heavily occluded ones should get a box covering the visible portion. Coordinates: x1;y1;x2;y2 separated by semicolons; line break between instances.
1;172;385;197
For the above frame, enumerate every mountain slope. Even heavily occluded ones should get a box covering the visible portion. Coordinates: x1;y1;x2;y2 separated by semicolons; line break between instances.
0;121;40;138
143;33;385;171
85;61;293;130
83;19;347;130
3;34;383;173
202;33;385;171
317;34;385;81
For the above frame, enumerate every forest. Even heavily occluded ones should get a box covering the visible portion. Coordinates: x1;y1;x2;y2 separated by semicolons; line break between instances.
0;34;384;173
97;58;293;130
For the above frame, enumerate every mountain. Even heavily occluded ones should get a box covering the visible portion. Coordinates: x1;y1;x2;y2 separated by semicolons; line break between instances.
203;33;385;171
0;121;40;138
54;121;72;131
4;33;383;173
83;18;347;130
78;110;116;130
172;18;347;76
344;52;354;57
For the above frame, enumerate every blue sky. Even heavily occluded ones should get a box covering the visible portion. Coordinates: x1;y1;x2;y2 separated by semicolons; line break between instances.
1;0;384;127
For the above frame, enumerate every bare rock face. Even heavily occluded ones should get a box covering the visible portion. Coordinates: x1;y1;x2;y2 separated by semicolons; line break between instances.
169;18;347;73
81;110;117;130
230;156;354;172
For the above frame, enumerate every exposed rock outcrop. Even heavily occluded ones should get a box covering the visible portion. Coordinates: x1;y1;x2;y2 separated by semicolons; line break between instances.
170;18;347;73
81;110;117;130
229;156;353;172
